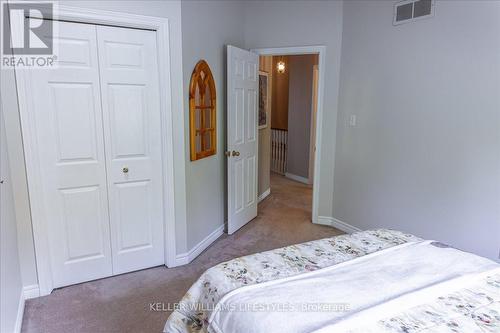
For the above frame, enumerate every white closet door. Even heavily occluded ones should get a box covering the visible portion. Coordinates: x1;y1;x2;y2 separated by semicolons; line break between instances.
96;26;164;274
26;21;112;287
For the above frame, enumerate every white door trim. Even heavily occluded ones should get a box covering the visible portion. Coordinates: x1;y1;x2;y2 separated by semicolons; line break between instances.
11;6;179;296
251;46;326;225
308;64;319;185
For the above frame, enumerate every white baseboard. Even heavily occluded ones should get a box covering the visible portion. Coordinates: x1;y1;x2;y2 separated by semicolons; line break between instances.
175;224;224;266
258;188;271;202
316;216;333;226
285;172;310;185
23;284;40;299
15;289;25;333
316;216;362;234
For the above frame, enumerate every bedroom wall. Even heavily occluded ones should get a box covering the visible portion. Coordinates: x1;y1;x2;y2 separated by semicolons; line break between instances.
287;54;317;180
0;32;38;290
334;0;500;260
244;0;344;219
0;109;24;333
181;0;246;249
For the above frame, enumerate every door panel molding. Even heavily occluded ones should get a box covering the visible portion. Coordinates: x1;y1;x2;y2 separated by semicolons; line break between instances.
97;24;164;274
17;21;113;290
227;45;259;234
12;6;178;296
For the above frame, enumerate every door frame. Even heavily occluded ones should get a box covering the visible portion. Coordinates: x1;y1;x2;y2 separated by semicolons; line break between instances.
11;5;179;296
251;46;326;225
308;64;319;184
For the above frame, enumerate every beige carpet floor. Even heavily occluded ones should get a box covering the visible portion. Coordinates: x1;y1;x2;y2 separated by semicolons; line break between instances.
22;174;342;333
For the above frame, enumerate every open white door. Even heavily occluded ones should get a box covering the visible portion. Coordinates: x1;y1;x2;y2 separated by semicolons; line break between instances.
227;45;259;234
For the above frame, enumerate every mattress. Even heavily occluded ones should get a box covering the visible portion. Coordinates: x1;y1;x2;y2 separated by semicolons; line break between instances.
164;229;499;333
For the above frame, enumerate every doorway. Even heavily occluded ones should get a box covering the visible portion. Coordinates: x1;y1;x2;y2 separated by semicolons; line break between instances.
254;47;325;225
226;45;325;235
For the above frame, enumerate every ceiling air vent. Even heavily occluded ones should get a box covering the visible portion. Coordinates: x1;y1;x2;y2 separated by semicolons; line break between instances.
394;0;434;25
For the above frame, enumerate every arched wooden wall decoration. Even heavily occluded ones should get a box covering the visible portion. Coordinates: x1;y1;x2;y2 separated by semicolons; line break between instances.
189;60;217;161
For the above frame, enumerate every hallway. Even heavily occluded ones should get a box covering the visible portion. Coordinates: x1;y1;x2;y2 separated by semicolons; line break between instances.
259;172;313;223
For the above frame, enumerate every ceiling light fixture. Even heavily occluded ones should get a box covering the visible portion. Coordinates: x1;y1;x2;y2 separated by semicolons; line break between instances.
276;57;285;74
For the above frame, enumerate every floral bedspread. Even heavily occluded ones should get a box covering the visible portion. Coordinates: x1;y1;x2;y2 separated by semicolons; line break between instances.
347;270;500;333
164;229;422;332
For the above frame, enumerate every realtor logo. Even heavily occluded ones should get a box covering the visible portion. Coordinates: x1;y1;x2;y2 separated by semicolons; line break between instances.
1;1;57;68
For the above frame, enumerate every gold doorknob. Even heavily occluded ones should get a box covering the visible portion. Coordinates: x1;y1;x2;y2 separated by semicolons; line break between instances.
122;167;129;174
232;151;240;157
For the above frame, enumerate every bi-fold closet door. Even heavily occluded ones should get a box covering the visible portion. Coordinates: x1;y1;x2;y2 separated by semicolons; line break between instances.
24;20;164;288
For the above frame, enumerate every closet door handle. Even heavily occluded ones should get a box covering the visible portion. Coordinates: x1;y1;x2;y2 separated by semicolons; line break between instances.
122;167;129;174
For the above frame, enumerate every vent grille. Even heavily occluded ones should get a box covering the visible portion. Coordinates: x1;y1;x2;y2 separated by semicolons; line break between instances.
394;0;434;25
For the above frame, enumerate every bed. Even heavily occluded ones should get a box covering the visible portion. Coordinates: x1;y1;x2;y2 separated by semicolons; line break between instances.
164;229;500;333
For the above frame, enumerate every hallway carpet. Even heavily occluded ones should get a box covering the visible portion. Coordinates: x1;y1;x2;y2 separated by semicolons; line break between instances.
22;174;342;333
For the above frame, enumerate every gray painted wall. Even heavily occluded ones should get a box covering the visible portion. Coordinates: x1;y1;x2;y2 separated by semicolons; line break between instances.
287;55;316;179
334;0;500;261
244;0;344;218
181;0;245;249
1;41;37;288
1;109;23;333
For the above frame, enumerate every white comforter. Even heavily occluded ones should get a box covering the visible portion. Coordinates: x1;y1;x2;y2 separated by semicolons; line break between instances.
207;240;499;333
